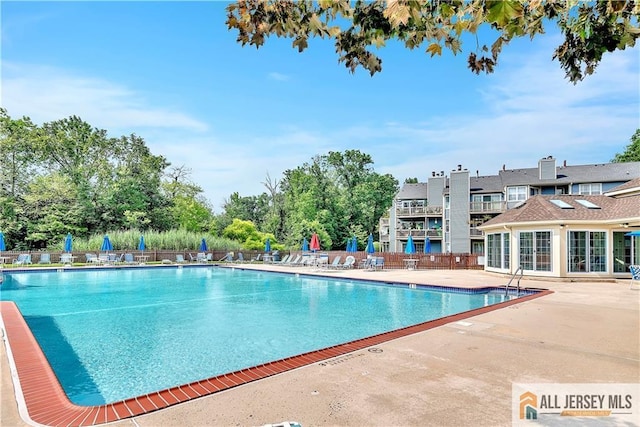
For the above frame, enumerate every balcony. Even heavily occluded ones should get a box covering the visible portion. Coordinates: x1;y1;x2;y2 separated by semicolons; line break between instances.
396;206;443;217
469;201;506;214
396;229;442;239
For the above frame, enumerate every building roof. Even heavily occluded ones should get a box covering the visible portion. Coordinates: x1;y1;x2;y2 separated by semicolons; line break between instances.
480;194;640;228
499;161;640;186
469;174;504;194
605;177;640;196
396;183;427;200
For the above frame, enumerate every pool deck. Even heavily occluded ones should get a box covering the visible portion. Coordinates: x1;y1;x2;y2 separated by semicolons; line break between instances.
1;265;638;426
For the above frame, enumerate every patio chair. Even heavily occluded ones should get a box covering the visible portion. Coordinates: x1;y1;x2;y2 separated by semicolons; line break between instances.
279;254;291;264
326;255;342;269
175;254;187;263
196;252;207;263
286;255;301;265
205;253;213;263
12;254;32;266
124;253;136;264
251;253;262;262
372;257;385;271
38;253;51;264
85;253;99;263
235;252;245;262
630;265;640;290
60;253;73;265
338;256;356;269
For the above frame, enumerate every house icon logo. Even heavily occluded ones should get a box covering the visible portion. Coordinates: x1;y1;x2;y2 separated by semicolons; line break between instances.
520;391;538;420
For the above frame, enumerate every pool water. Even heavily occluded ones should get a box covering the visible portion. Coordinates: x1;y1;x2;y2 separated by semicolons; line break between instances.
1;267;512;406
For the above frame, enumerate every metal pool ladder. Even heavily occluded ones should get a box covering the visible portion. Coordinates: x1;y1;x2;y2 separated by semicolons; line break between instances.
505;266;524;296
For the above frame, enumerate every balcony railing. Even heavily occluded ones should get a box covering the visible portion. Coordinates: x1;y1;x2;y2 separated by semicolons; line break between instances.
396;229;442;239
396;206;443;216
469;201;506;213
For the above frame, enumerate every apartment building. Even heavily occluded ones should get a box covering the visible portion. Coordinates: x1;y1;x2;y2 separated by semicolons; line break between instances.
379;157;640;261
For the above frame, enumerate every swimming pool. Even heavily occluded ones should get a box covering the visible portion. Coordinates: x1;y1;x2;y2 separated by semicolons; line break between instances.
1;266;536;408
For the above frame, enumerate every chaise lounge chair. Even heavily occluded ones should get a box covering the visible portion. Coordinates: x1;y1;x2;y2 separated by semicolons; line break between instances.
326;255;342;269
338;256;355;269
175;254;187;264
38;253;51;264
12;254;32;266
60;253;74;265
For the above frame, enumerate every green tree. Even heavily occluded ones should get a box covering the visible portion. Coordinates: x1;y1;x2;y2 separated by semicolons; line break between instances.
226;0;639;83
612;129;640;162
280;150;397;250
22;173;87;248
171;195;213;232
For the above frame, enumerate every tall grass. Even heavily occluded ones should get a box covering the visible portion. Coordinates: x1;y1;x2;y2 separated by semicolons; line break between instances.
51;229;243;252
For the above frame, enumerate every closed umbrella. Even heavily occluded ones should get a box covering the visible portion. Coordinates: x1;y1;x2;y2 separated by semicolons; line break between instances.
199;238;207;252
424;237;431;254
0;232;5;257
310;233;320;252
101;235;113;251
366;233;375;254
345;237;352;252
265;238;271;252
405;235;416;258
64;233;73;253
352;236;357;252
302;237;309;252
139;235;146;252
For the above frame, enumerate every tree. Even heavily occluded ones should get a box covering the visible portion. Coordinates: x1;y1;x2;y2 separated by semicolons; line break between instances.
226;0;639;83
611;129;640;162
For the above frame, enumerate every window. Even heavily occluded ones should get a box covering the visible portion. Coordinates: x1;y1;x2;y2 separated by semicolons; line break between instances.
568;231;606;272
487;232;510;269
578;183;602;195
519;231;551;272
507;186;527;202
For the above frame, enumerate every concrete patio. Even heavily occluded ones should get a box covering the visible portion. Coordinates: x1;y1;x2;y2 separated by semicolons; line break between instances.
1;266;638;426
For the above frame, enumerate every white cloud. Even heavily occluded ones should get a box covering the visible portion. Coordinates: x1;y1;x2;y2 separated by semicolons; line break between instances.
2;62;208;132
267;72;291;81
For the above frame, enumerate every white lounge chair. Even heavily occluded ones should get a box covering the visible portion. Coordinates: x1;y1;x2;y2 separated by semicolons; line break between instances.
13;254;32;266
327;256;342;269
339;256;355;269
38;253;51;264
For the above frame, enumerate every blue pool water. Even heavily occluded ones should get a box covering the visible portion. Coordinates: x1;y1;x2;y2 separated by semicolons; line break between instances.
1;267;513;406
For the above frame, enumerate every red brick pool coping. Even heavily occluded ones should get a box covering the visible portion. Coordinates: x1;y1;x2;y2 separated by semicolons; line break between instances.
0;286;552;427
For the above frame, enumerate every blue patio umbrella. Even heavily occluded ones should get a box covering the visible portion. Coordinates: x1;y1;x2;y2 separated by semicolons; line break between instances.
302;237;309;252
199;238;207;252
424;237;431;254
64;233;73;252
405;235;416;257
139;235;146;252
366;233;375;254
351;236;357;252
0;231;5;253
101;235;113;251
345;237;352;252
265;238;271;252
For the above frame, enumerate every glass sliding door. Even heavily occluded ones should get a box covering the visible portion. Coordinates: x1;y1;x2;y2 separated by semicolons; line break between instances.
519;231;550;272
487;232;510;269
568;231;607;273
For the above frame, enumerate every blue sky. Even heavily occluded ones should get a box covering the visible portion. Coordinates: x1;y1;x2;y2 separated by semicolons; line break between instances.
2;1;639;210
